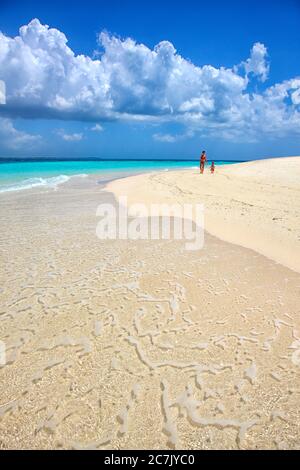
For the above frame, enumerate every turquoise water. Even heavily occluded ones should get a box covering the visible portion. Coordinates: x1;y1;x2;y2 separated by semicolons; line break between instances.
0;160;238;193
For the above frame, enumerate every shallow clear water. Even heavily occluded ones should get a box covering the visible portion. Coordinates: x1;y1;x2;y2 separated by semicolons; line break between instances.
0;159;238;193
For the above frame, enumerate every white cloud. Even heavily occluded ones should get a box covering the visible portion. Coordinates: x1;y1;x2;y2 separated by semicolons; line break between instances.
91;123;103;132
57;129;83;141
0;19;299;143
0;117;40;149
242;42;269;82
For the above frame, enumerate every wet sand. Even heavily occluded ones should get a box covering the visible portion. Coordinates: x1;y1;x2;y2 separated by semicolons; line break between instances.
0;172;300;450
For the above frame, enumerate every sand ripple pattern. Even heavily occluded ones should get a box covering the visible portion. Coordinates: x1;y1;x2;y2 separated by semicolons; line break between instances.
0;183;300;449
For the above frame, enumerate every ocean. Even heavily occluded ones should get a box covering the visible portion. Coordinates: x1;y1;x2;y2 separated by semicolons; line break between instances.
0;159;238;193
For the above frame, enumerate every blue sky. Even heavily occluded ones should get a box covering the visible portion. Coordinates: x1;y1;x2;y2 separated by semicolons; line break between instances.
0;0;300;160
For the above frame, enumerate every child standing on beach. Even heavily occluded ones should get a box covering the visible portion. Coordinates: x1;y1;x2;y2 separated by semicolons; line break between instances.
200;151;207;174
210;161;215;174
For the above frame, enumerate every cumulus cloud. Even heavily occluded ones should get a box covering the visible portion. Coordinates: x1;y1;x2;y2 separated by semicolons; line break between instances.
242;42;269;82
0;117;40;149
0;19;299;142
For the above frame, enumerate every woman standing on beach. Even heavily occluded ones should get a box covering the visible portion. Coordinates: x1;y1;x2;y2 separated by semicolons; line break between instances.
200;151;207;174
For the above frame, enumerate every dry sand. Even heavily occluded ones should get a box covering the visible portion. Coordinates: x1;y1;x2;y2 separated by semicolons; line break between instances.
107;157;300;273
0;159;300;450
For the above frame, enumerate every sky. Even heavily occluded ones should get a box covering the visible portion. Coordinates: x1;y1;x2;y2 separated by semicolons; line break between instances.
0;0;300;160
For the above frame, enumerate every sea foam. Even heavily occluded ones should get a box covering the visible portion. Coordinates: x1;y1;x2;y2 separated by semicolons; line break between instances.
0;174;87;194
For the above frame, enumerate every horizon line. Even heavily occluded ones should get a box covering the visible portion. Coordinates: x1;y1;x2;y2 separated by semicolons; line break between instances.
0;157;248;164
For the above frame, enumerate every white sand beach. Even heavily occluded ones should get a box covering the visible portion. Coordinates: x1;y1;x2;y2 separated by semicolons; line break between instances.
0;158;300;450
108;157;300;274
